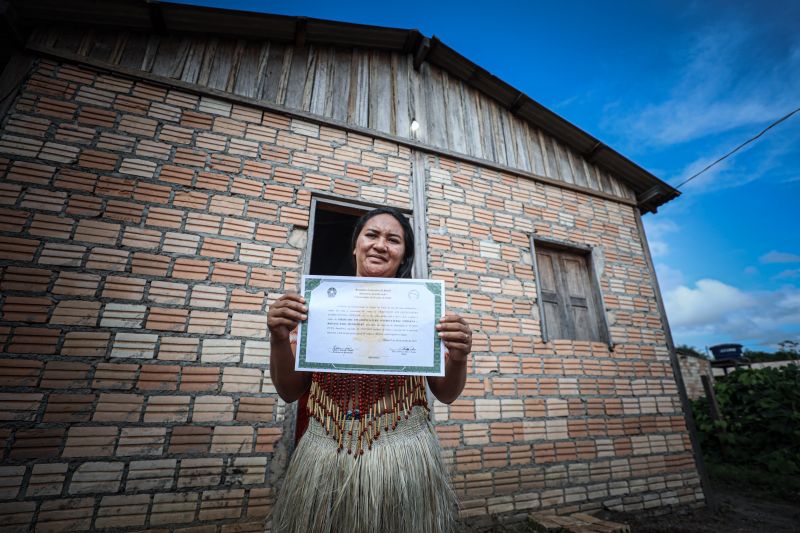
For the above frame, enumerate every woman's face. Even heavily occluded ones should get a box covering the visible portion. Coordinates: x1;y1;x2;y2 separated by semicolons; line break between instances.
353;214;406;278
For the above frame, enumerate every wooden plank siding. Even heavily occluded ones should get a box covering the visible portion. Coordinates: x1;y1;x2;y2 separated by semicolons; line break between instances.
28;26;636;201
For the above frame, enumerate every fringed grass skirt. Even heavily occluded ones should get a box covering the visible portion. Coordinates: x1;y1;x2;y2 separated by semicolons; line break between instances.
271;406;457;533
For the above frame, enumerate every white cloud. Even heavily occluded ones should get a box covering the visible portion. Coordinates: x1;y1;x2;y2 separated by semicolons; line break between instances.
601;12;800;197
760;250;800;264
649;240;669;257
774;269;800;280
654;263;685;293
643;218;678;257
664;279;755;328
605;21;800;149
662;277;800;349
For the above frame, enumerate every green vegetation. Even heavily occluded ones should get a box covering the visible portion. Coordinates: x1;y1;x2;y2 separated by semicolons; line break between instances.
743;340;799;363
691;365;800;500
676;344;709;359
677;340;799;362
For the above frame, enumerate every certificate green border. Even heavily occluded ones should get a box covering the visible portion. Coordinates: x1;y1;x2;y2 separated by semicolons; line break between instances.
297;276;444;375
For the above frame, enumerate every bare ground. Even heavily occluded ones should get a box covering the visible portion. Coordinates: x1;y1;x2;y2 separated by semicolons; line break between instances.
459;484;800;532
613;485;800;533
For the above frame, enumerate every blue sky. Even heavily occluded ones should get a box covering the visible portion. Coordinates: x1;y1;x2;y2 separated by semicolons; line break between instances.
175;1;800;352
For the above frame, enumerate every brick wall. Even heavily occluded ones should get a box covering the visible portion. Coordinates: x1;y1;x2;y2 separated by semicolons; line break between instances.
422;155;702;516
0;58;703;532
0;58;414;532
678;355;712;400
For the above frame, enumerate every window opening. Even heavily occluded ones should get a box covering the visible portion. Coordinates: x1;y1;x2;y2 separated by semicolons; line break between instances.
533;240;609;344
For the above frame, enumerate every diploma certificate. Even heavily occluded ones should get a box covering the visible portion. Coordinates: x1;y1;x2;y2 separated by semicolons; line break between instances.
295;275;445;376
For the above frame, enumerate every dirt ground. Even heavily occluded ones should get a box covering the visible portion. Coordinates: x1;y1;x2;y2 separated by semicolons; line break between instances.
615;484;800;533
460;483;800;532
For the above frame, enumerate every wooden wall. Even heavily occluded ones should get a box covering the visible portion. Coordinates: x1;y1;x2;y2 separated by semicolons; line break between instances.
28;26;636;202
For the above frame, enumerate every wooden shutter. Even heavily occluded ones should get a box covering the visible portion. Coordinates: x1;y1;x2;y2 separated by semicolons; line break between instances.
535;246;606;342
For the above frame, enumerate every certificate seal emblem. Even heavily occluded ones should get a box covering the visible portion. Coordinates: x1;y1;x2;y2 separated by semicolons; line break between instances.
407;289;419;300
327;287;337;298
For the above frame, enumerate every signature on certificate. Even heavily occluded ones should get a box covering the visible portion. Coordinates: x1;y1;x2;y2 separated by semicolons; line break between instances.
331;345;354;354
389;346;417;355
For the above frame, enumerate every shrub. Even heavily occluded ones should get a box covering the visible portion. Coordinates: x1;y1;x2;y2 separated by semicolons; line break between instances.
691;365;800;474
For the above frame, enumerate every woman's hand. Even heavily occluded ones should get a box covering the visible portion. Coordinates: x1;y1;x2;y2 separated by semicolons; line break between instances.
268;293;311;402
436;313;472;363
429;314;472;404
267;293;307;342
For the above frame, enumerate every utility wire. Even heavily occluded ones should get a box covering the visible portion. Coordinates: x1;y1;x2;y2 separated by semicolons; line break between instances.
675;105;800;189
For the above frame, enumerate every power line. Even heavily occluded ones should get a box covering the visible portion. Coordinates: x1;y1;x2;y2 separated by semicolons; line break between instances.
675;105;800;189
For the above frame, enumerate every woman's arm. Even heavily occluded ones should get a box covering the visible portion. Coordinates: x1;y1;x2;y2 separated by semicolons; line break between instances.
267;293;312;402
427;314;472;404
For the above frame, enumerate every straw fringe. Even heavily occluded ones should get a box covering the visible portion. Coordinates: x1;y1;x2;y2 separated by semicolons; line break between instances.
272;407;457;533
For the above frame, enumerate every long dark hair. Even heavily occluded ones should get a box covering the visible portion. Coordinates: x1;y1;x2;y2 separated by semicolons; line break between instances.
350;207;415;278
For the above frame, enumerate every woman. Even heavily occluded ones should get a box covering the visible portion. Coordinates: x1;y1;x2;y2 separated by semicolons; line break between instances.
268;207;472;533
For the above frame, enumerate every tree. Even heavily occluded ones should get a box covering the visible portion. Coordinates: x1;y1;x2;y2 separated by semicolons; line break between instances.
777;340;799;356
676;344;709;359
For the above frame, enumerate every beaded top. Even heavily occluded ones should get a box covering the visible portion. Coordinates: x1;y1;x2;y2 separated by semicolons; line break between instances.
306;372;429;456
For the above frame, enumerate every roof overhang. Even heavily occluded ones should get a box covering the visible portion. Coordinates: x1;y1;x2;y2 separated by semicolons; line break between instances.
1;0;680;212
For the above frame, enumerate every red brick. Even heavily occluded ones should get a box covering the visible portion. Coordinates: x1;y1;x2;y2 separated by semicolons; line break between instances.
0;392;42;422
0;236;39;261
197;171;229;191
200;237;237;259
0;359;42;387
60;331;109;357
146;307;189;331
255;223;287;243
78;148;118;171
173;258;210;280
249;267;282;289
180;366;220;391
43;394;95;422
254;427;281;453
78;106;117;127
95;175;135;198
11;428;65;459
66;194;102;216
28;213;75;239
92;363;138;389
8;327;59;354
169;426;212;454
105;200;144;223
95;494;150;528
132;252;171;276
174;190;209;209
94;393;144;422
211;262;247;284
27;463;68;497
189;311;227;335
36;497;94;532
52;272;100;296
50;300;101;326
102;276;146;300
2;296;53;322
53;168;97;191
134;181;171;203
0;207;30;232
138;364;180;391
146;207;184;228
221;217;255;238
159;164;195;186
144;396;190;423
236;397;275;423
230;289;264;311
